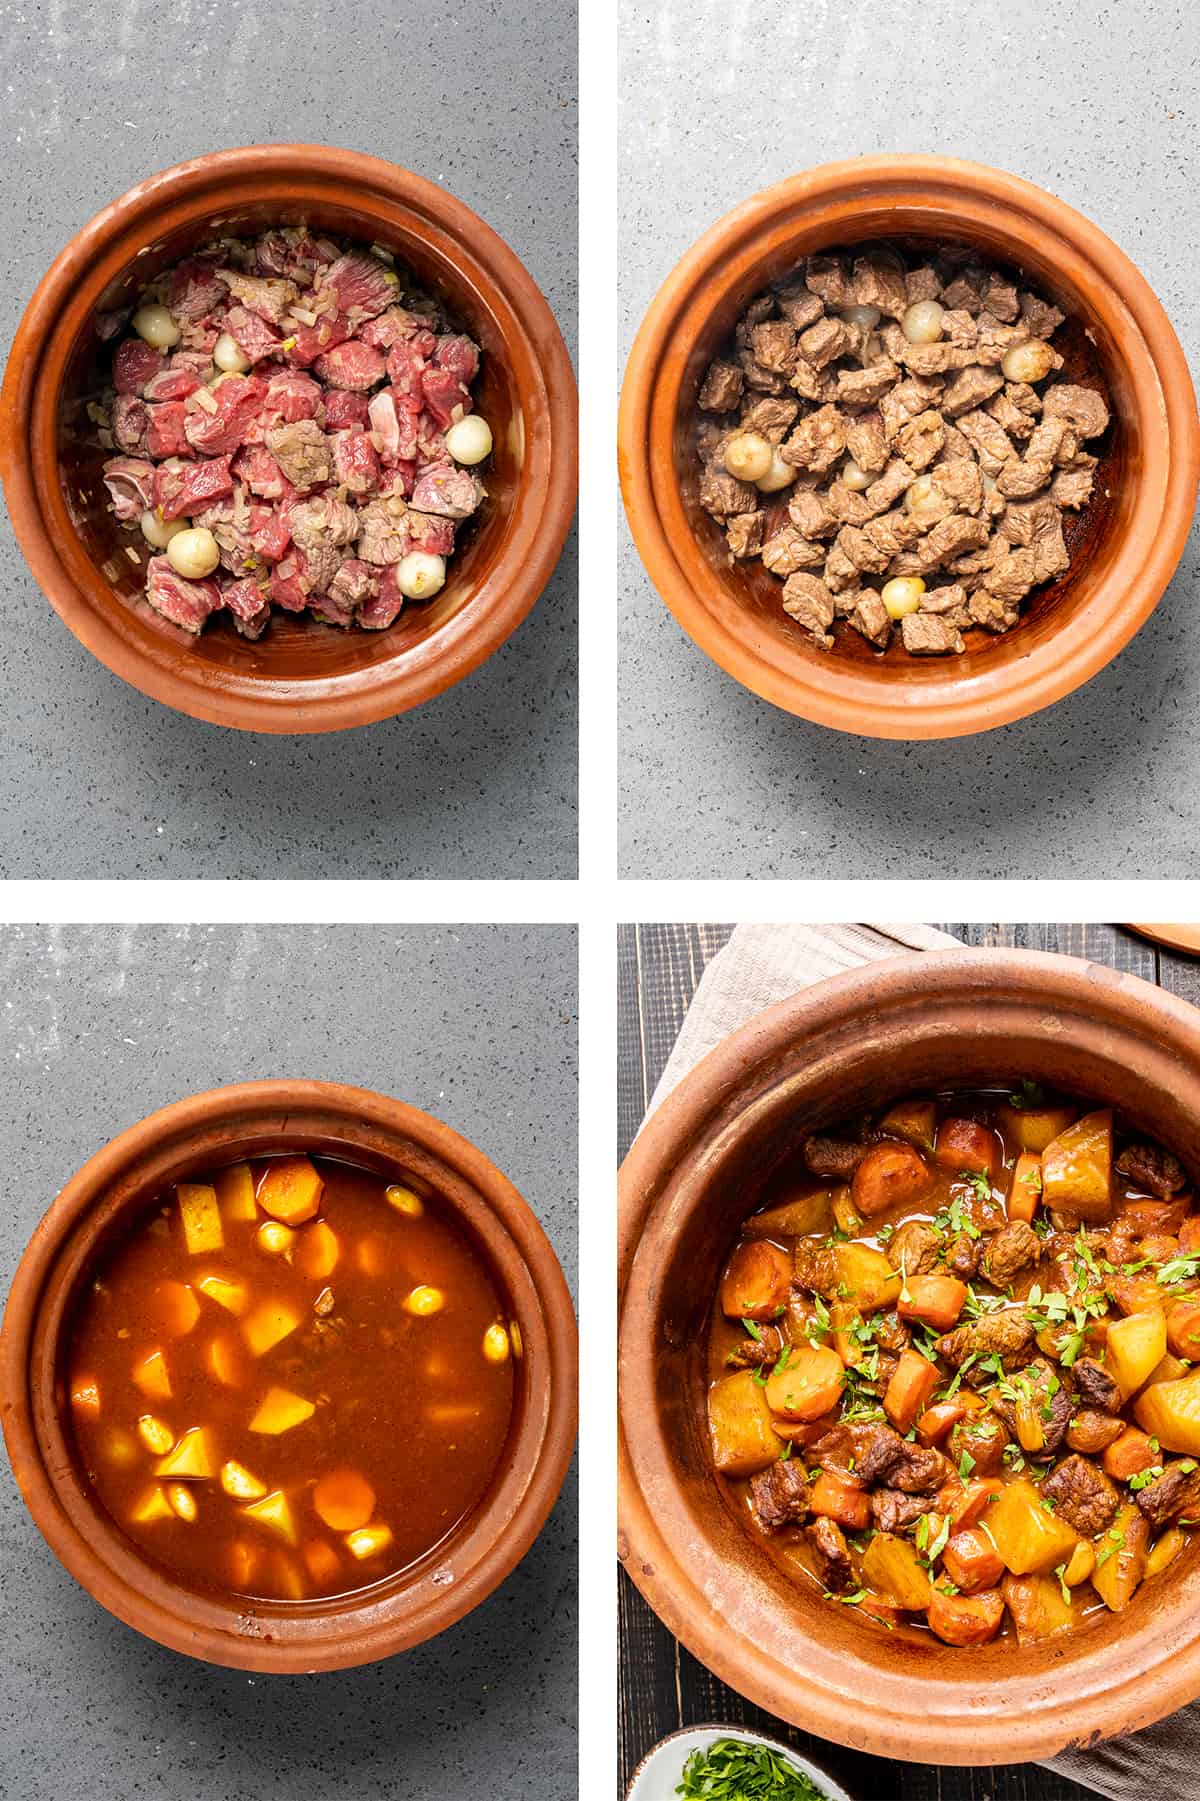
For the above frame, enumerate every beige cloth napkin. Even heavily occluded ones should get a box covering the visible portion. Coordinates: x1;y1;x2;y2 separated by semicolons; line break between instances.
643;921;1196;1800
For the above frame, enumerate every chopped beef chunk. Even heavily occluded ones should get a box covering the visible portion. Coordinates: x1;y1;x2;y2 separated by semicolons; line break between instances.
944;1232;982;1280
807;1516;853;1591
937;1310;1035;1369
803;1134;868;1180
1072;1358;1123;1414
698;359;745;412
1040;1454;1120;1536
901;613;964;656
1116;1142;1188;1198
749;1459;812;1531
981;1220;1041;1286
791;1239;838;1296
870;1489;929;1535
886;1220;942;1276
725;1323;785;1370
1042;383;1110;440
1136;1462;1200;1531
886;1441;953;1494
810;1421;899;1485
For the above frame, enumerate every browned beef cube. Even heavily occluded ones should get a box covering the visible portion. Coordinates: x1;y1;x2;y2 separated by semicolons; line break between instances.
782;404;847;473
940;365;1005;418
886;1442;953;1494
1049;460;1097;510
740;395;800;442
803;1132;866;1178
937;1310;1035;1368
844;412;889;475
870;1489;929;1535
836;361;899;406
775;283;825;330
762;528;825;577
1136;1462;1200;1531
900;612;963;656
726;513;765;559
981;1220;1041;1286
750;320;798;376
1041;1454;1120;1536
968;589;1019;633
698;358;744;412
792;1238;838;1296
1116;1142;1187;1198
699;463;757;517
1042;383;1110;440
849;589;892;649
807;1516;853;1591
1072;1358;1123;1414
886;1220;942;1275
749;1458;812;1531
1019;291;1066;339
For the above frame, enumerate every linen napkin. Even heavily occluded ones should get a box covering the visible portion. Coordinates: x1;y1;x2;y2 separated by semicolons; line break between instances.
641;921;1197;1800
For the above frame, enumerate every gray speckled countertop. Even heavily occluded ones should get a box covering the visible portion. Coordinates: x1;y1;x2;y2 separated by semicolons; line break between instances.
0;1;577;878
619;0;1200;878
0;924;577;1801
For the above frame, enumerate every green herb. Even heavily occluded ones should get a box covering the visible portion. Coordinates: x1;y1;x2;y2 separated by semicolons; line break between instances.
926;1513;951;1563
1054;1562;1071;1605
933;1196;982;1241
943;1351;979;1399
676;1736;830;1800
1020;1164;1043;1192
958;1448;976;1480
1009;1078;1046;1110
780;1439;793;1462
915;1514;930;1551
1128;1465;1163;1492
741;1319;764;1343
961;1171;992;1205
1157;1256;1200;1289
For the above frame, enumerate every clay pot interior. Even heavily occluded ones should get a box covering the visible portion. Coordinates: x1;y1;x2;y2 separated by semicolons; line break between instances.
620;960;1200;1757
675;214;1127;682
54;195;521;682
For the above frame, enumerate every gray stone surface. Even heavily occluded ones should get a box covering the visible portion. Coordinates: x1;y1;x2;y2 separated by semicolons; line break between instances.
0;1;577;878
619;0;1200;878
0;924;577;1801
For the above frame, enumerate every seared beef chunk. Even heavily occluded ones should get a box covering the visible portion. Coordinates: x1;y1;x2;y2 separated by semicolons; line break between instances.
792;1239;838;1296
1116;1142;1187;1198
886;1441;952;1494
886;1220;942;1276
1136;1462;1200;1530
1072;1357;1123;1414
807;1516;853;1592
725;1323;785;1370
811;1421;900;1485
803;1134;867;1179
870;1489;929;1535
1040;1454;1120;1536
981;1220;1041;1286
937;1310;1035;1369
1067;1409;1127;1455
695;246;1109;655
945;1232;983;1280
749;1458;812;1530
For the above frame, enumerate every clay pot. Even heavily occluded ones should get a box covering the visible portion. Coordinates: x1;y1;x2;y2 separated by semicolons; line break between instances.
1;1080;577;1670
0;146;577;732
618;949;1200;1762
619;155;1200;738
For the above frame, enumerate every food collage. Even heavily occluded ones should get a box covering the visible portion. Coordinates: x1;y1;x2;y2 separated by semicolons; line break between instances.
0;4;1198;1801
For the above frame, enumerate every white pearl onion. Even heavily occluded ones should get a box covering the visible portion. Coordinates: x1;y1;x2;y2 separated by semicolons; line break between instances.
443;414;493;466
395;551;446;600
140;509;188;551
1001;339;1056;383
213;330;251;374
881;576;926;619
723;431;773;483
131;303;181;351
166;527;219;580
838;303;881;330
901;300;945;345
905;474;945;521
755;448;796;493
840;458;873;493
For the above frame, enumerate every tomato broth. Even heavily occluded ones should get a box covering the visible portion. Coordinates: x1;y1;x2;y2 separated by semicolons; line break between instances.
68;1154;516;1603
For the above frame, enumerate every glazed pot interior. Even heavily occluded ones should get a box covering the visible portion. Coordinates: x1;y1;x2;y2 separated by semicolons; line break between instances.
621;972;1200;1749
672;203;1132;684
44;190;523;683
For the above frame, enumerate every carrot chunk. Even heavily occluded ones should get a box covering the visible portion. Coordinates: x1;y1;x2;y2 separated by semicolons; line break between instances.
256;1156;324;1226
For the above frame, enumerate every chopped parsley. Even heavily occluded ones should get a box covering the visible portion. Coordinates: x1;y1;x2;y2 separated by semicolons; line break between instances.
1128;1465;1164;1492
957;1449;976;1480
741;1318;765;1342
1157;1255;1200;1290
676;1737;831;1800
1008;1078;1047;1110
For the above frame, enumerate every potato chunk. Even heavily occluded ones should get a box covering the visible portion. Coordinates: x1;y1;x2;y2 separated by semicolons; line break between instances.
1041;1110;1114;1221
197;1273;250;1315
178;1182;224;1255
294;1218;340;1281
1106;1308;1167;1398
995;1101;1077;1154
878;1099;937;1152
1001;1572;1083;1644
833;1242;901;1313
742;1190;835;1239
243;1299;303;1357
313;1468;376;1532
215;1161;258;1221
720;1241;793;1321
137;1414;175;1455
132;1349;172;1402
1135;1368;1200;1454
155;1425;215;1479
707;1370;782;1476
1092;1503;1150;1612
70;1375;101;1415
249;1386;315;1435
861;1534;933;1610
385;1184;424;1217
166;1482;198;1522
985;1479;1079;1575
482;1322;511;1363
243;1488;298;1545
130;1485;174;1525
221;1460;268;1500
206;1333;248;1388
257;1155;324;1225
345;1523;394;1560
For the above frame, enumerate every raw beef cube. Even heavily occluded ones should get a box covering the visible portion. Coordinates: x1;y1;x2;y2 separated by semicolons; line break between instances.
232;445;296;502
220;576;271;626
332;429;382;494
144;364;202;403
145;556;222;632
379;457;417;498
434;333;480;386
101;456;156;522
421;364;470;430
284;315;352;368
316;251;399;323
355;499;409;565
146;401;194;460
220;270;299;325
112;393;150;452
154;455;235;520
404;510;455;556
327;558;379;612
367;390;402;458
264;420;331;490
255;229;327;281
385;338;430;401
269;554;310;612
169;257;229;322
113;338;167;396
324;389;371;430
248;502;291;562
362;312;435;354
183;376;264;456
225;304;283;365
313;341;386;391
308;589;358;627
411;462;481;519
358;564;406;629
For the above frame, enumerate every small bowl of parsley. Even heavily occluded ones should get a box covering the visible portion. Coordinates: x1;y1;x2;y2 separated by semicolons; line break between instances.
626;1727;855;1801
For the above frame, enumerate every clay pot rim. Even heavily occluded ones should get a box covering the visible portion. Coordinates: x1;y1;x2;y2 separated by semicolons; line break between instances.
1;1078;578;1671
618;154;1200;740
617;948;1200;1762
0;144;578;733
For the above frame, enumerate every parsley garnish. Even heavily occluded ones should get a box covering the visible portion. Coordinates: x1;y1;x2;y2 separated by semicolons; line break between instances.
676;1737;830;1800
741;1318;764;1342
1009;1078;1046;1110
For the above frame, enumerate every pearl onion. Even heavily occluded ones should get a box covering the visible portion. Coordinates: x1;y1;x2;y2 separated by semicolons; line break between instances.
840;458;873;493
443;414;493;466
901;300;945;345
131;303;181;350
838;303;882;330
395;552;446;600
1002;339;1056;383
166;527;220;580
755;448;796;493
723;431;773;483
213;330;251;374
905;474;945;521
881;576;926;619
140;509;188;551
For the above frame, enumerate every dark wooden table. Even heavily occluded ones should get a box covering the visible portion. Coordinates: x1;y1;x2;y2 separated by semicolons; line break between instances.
617;922;1200;1800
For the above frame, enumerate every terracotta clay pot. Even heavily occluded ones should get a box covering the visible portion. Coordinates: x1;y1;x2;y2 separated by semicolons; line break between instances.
618;949;1200;1762
0;146;577;732
1;1080;577;1671
619;156;1200;738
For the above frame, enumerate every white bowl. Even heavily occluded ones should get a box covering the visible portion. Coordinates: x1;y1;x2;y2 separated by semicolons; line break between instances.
626;1724;857;1801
